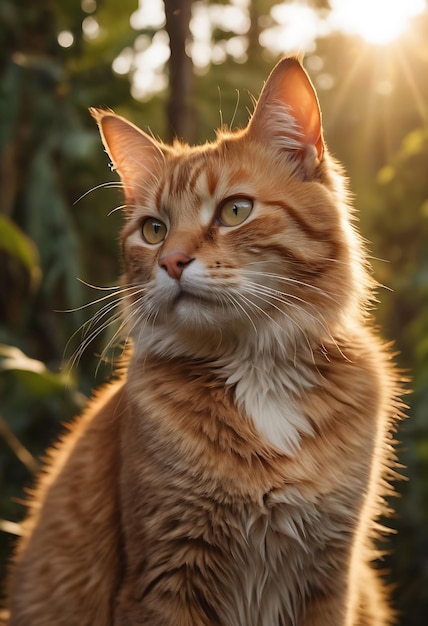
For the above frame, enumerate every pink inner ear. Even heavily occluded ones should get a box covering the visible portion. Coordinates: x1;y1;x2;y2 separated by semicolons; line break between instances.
249;58;324;161
276;61;324;160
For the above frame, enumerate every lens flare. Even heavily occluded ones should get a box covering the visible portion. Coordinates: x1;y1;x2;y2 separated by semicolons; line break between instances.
330;0;426;45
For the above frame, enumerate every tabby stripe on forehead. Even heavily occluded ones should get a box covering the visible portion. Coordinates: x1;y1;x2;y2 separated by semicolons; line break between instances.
170;164;183;196
205;165;219;196
265;200;326;239
155;181;164;211
170;160;201;196
187;160;207;194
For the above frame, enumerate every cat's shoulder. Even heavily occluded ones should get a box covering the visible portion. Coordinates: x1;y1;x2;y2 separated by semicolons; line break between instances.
50;377;126;460
22;378;127;520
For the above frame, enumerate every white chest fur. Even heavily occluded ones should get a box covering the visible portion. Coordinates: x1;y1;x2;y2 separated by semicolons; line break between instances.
135;322;316;456
221;343;315;456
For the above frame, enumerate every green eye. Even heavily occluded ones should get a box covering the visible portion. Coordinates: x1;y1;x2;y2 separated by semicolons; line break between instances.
219;197;253;226
141;217;167;244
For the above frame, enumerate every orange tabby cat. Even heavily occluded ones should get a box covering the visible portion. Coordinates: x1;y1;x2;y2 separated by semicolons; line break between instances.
7;58;401;626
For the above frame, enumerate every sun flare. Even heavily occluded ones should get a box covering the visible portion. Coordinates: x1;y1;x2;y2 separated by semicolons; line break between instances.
330;0;426;45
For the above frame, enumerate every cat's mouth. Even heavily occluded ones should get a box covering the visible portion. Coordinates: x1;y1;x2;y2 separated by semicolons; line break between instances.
173;288;213;307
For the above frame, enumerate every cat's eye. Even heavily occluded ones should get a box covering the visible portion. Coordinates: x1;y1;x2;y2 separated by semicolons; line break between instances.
141;217;167;245
218;197;253;227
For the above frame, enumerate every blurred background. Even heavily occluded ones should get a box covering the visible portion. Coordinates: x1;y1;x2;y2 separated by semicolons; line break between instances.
0;0;427;622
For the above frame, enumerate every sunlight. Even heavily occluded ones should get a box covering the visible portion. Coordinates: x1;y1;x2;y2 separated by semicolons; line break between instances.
116;0;427;101
330;0;426;45
260;3;326;54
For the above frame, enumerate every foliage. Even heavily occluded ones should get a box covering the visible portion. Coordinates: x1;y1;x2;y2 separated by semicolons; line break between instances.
0;1;427;623
0;0;134;586
364;124;428;624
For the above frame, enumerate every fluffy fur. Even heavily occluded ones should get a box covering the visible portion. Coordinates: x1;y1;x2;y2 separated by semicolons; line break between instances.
7;58;402;625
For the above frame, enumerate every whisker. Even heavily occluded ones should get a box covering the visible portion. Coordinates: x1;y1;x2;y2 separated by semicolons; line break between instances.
68;310;123;373
108;204;128;216
97;286;150;343
224;292;258;335
235;290;306;364
64;300;119;362
230;89;240;129
244;280;321;311
244;270;343;305
76;278;134;291
217;86;223;128
239;287;316;364
245;269;326;292
114;296;160;366
57;284;143;314
73;181;125;205
99;291;149;362
65;282;147;370
62;284;144;357
242;280;335;329
236;291;284;333
242;282;350;363
82;298;124;338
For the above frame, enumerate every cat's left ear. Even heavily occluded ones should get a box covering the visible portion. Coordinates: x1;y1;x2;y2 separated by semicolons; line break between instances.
90;108;164;202
248;57;324;169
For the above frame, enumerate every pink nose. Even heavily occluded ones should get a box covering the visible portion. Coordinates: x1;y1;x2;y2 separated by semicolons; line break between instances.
159;251;194;280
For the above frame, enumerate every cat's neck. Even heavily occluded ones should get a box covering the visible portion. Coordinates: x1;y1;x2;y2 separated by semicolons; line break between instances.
131;316;320;369
129;320;322;456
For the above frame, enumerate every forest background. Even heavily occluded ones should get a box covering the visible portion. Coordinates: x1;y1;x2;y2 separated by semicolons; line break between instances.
0;0;427;623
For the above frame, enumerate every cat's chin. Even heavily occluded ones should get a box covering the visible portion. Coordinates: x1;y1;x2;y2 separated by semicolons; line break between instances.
169;296;230;330
173;289;213;307
164;286;232;325
146;292;251;344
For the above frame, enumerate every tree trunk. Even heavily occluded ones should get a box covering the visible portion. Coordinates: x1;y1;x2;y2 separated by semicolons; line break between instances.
164;0;195;143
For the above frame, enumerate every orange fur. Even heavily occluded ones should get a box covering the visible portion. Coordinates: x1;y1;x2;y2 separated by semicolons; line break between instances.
7;58;402;626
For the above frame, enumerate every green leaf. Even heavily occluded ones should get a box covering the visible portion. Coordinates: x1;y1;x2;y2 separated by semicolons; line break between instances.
25;146;83;310
0;344;72;396
0;215;41;288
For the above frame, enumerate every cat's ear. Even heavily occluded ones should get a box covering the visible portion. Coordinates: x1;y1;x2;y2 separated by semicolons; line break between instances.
248;57;324;168
90;108;164;200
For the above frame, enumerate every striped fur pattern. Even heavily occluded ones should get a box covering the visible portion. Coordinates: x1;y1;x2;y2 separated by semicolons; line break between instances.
7;58;401;625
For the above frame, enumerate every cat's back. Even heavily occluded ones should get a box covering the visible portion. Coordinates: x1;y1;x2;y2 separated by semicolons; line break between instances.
8;380;126;626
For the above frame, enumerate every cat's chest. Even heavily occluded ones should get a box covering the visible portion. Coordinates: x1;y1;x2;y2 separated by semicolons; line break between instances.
226;493;328;626
220;350;316;457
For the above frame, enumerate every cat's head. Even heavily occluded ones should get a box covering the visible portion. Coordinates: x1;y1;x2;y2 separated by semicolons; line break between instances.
91;58;370;359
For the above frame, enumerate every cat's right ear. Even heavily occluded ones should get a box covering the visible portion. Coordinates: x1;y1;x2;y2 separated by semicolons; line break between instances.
247;58;324;173
90;108;164;201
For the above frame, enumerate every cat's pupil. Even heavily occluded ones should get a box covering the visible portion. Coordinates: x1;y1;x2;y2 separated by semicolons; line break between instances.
233;204;239;216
